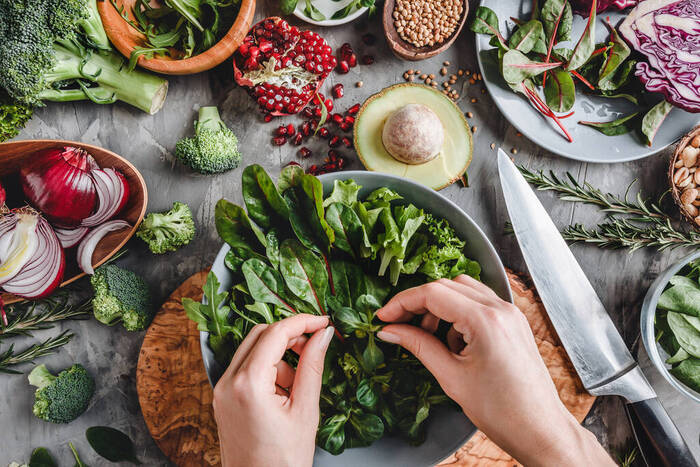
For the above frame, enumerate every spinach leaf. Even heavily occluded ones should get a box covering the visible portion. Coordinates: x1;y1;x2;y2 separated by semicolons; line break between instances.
325;202;365;259
349;412;384;443
540;0;572;43
507;20;544;54
667;312;700;358
356;378;379;408
598;26;630;91
279;238;328;314
215;199;266;250
242;164;289;230
278;164;305;193
667;347;690;365
642;100;674;146
332;0;359;19
332;305;367;335
242;258;297;313
323;179;362;207
29;448;56;467
280;0;298;15
265;229;280;270
317;414;347;455
566;0;596;71
362;334;384;371
303;0;325;21
578;112;640;136
543;68;575;113
86;426;141;464
286;175;335;253
669;357;700;393
501;49;562;84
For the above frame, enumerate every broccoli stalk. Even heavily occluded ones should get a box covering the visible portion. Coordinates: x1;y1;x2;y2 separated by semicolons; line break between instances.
136;202;196;254
175;106;242;174
41;40;168;114
0;0;168;114
28;363;95;424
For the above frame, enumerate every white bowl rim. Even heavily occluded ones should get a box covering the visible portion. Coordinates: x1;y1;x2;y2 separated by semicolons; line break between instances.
640;250;700;404
293;2;368;26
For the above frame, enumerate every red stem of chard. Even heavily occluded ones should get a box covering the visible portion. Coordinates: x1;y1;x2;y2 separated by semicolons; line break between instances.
0;297;6;327
522;83;573;142
542;6;565;86
570;70;595;90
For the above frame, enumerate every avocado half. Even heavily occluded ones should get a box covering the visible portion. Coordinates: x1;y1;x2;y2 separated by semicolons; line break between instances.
353;83;473;190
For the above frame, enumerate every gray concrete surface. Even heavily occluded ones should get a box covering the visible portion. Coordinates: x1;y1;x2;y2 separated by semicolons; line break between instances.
1;1;699;465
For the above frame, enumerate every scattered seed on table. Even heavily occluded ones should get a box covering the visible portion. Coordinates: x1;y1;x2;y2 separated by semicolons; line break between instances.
511;147;518;154
490;143;496;150
420;74;427;79
356;81;363;87
429;73;435;79
477;73;483;81
458;69;464;76
449;74;457;80
471;98;478;103
465;70;471;76
431;82;437;88
408;75;414;81
415;69;421;75
466;111;473;118
408;69;414;74
443;60;450;66
453;93;459;99
403;73;409;80
481;88;486;94
516;132;522;137
442;82;449;88
449;79;456;85
471;126;477;134
440;67;447;76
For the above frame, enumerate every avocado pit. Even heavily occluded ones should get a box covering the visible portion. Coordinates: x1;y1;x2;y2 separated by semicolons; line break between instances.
381;104;445;165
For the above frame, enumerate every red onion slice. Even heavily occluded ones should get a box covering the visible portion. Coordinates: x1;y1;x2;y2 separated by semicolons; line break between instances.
77;220;130;275
81;169;130;227
54;226;89;249
3;217;65;299
0;210;40;286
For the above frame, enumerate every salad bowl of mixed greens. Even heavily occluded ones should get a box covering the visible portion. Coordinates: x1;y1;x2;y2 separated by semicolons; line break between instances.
188;165;511;465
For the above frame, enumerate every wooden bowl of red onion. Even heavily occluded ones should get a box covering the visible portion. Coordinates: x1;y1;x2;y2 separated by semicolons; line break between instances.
0;140;147;305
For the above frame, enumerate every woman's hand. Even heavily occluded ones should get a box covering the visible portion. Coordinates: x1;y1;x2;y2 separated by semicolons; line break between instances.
212;314;334;467
376;275;614;467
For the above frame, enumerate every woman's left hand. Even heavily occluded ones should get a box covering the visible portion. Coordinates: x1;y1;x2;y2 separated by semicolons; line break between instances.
212;314;335;467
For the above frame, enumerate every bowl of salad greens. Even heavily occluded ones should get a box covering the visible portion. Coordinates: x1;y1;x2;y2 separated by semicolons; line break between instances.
189;164;511;465
641;251;700;403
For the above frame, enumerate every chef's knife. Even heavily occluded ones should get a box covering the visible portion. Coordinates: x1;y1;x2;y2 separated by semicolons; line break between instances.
497;149;695;467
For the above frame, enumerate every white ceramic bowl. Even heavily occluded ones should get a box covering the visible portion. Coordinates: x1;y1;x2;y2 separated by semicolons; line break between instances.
201;171;512;465
641;250;700;403
293;0;368;26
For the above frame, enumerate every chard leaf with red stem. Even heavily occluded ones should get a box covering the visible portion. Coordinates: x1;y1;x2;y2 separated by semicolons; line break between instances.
501;50;562;84
470;7;509;49
508;20;546;55
642;100;674;146
544;69;576;112
598;21;631;91
566;0;597;71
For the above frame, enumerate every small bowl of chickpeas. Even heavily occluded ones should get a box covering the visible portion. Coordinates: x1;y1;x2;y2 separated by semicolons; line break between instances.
670;125;700;228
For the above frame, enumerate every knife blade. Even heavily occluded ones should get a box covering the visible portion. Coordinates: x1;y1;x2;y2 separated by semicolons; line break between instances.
497;149;695;467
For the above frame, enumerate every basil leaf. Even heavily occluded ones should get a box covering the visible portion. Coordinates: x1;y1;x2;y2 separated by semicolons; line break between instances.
242;164;289;231
508;20;544;54
332;1;358;19
543;69;575;112
29;447;57;467
642;100;674;147
280;0;298;15
86;426;141;464
303;0;325;20
279;238;328;314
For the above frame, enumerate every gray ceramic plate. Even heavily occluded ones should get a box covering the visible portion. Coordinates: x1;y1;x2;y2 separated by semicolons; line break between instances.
640;250;700;403
474;1;699;163
200;171;512;466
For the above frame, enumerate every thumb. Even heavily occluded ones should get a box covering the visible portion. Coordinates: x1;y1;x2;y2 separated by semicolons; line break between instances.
378;324;459;382
290;326;334;412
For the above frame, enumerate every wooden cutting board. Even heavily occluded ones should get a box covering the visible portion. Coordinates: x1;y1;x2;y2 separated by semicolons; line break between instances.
136;270;596;466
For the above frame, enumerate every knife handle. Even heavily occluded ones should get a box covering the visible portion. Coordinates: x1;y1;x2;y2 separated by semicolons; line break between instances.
627;397;696;467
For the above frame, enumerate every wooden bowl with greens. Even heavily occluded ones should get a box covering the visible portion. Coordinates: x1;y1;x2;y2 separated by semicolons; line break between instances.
98;0;256;75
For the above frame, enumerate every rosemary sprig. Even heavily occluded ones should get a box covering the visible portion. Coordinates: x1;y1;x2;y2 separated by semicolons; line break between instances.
0;330;74;374
0;295;91;338
516;166;700;251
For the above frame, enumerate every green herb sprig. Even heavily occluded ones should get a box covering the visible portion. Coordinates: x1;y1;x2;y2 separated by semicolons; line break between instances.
0;331;74;374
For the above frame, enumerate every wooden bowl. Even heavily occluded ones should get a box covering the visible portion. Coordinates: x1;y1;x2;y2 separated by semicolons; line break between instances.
0;140;148;303
382;0;468;61
97;0;256;75
668;125;700;229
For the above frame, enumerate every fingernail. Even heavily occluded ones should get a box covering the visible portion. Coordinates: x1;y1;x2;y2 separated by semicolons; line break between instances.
377;330;400;344
319;326;334;349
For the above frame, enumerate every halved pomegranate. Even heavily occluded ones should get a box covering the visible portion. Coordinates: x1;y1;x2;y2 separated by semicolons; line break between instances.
233;17;336;116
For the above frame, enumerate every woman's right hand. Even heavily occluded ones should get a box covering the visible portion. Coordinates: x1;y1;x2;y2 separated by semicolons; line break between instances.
376;275;614;467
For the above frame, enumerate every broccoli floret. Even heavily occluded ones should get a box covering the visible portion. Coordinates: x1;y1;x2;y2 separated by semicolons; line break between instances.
28;363;95;424
175;106;241;174
91;264;153;331
136;202;195;254
0;0;168;114
0;90;33;142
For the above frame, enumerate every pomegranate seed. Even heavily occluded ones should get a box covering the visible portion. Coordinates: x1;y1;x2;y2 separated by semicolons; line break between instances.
313;93;325;105
239;43;250;56
337;60;349;74
292;133;303;145
324;98;334;112
332;113;343;125
309;120;318;131
329;136;340;148
301;121;311;136
276;125;287;136
361;55;374;65
299;147;312;158
259;40;273;54
362;33;376;45
328;149;340;161
348;103;360;115
342;137;353;148
344;115;355;125
332;83;344;99
244;57;258;70
314;107;323;118
264;114;273;123
347;54;357;67
340;122;350;132
302;107;314;118
272;136;286;146
286;124;295;135
318;127;330;139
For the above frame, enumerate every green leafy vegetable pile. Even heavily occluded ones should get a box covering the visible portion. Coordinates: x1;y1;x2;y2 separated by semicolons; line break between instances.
470;0;675;146
655;258;700;394
185;164;481;454
281;0;375;20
